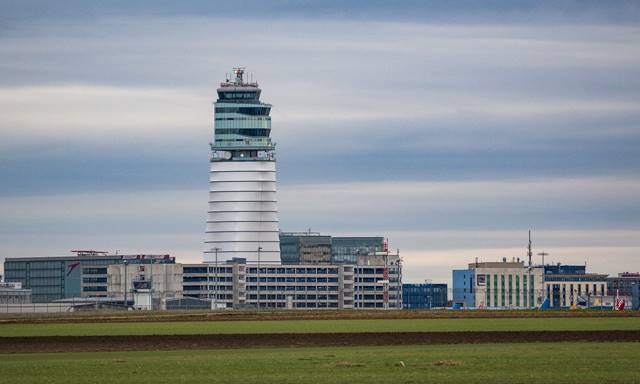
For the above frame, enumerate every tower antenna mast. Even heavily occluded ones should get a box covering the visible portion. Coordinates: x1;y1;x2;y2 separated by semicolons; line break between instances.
527;230;533;267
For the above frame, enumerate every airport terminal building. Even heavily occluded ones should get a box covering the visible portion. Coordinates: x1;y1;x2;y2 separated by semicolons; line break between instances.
106;252;403;310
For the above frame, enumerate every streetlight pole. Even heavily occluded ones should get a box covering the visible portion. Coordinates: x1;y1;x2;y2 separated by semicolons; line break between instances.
257;246;262;310
537;252;549;307
123;260;128;308
212;247;220;310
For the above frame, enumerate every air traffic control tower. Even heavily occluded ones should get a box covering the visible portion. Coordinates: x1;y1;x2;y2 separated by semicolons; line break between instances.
204;68;280;262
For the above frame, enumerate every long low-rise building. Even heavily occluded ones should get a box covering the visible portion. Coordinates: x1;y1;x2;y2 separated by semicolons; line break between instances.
0;282;32;304
453;259;610;309
106;254;403;310
3;251;176;303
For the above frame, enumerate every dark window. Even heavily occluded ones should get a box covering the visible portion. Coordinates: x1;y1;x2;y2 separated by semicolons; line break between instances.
82;286;107;292
215;106;271;115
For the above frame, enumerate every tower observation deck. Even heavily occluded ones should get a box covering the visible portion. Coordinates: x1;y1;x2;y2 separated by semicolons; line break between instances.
204;68;280;262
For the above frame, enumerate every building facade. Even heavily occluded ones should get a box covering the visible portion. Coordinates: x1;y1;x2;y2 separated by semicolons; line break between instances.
543;264;608;308
280;232;332;264
403;283;448;309
452;259;612;309
180;253;402;310
4;251;175;303
206;68;280;263
107;263;183;309
607;272;640;297
453;260;545;309
102;253;403;310
279;233;386;265
331;237;384;264
0;282;32;304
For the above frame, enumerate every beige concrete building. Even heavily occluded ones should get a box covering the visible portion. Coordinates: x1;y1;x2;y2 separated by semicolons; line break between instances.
107;263;183;309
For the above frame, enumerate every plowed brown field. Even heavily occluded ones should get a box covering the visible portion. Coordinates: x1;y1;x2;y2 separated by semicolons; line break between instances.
2;330;639;353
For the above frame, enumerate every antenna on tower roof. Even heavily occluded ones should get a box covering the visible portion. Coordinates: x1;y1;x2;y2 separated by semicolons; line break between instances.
233;67;245;84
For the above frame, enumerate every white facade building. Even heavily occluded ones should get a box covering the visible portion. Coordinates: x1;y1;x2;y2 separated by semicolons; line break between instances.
183;253;402;310
453;260;545;309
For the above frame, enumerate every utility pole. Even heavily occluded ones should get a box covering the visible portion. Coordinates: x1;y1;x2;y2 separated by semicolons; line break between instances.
212;247;221;310
537;251;549;307
527;230;533;267
527;231;533;308
123;260;128;308
538;252;549;266
257;246;262;310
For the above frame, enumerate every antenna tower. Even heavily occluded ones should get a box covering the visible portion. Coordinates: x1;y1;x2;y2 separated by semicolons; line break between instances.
527;230;533;267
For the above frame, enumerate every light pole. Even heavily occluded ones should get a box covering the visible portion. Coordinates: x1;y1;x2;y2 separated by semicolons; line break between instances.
212;247;220;310
537;252;549;307
123;260;128;308
537;252;549;266
257;246;262;310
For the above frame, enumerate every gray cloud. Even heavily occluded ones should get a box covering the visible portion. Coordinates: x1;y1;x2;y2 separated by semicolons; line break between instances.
1;9;639;280
1;20;639;194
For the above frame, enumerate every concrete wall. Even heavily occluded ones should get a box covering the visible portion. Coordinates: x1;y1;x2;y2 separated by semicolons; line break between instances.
107;263;183;303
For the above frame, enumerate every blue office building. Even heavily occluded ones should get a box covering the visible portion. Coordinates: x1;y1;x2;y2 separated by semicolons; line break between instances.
403;283;448;308
452;269;476;308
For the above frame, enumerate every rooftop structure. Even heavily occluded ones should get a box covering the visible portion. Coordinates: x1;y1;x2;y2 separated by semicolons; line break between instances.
280;232;332;264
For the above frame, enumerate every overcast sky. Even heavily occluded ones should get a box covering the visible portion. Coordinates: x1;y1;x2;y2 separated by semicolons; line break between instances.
1;1;639;285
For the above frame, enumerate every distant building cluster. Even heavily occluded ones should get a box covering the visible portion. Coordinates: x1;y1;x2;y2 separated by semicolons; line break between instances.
1;68;638;313
3;244;404;311
453;259;639;310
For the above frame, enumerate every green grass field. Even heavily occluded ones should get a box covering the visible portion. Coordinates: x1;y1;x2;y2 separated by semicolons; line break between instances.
1;342;638;383
1;317;639;337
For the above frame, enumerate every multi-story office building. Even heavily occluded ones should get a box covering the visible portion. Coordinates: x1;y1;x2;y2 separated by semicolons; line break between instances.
181;260;354;309
179;253;402;310
453;260;544;309
206;68;280;263
3;251;175;303
353;253;402;309
607;272;640;297
403;283;448;309
280;232;332;264
543;264;608;308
